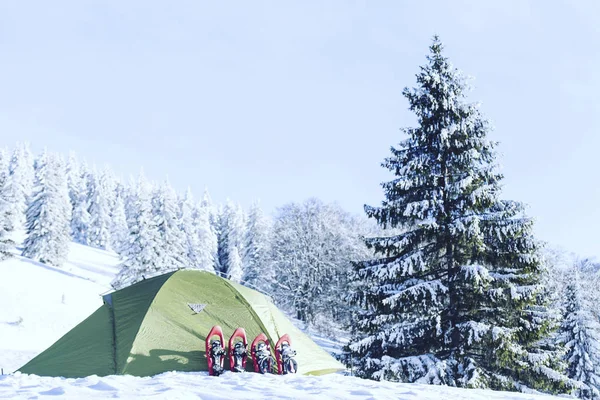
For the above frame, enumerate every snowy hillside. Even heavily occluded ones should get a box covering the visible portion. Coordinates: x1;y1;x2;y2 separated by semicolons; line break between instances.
0;241;563;399
0;237;121;373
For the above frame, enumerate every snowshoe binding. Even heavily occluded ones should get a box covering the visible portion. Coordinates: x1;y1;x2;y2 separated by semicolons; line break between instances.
206;325;226;376
251;333;274;374
275;334;298;374
228;327;248;373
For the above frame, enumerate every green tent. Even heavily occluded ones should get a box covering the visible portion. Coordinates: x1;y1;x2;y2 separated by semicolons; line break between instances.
18;269;345;378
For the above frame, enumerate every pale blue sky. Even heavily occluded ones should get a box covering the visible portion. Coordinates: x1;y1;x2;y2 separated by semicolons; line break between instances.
0;1;598;258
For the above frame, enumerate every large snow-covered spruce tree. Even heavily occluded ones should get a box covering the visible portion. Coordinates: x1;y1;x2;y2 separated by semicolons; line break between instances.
347;37;565;393
22;151;72;266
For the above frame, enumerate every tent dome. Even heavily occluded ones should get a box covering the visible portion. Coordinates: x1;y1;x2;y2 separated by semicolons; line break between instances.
18;269;345;377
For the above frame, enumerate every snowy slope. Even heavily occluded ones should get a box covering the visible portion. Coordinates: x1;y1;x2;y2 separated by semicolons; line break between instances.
0;241;563;399
0;238;121;373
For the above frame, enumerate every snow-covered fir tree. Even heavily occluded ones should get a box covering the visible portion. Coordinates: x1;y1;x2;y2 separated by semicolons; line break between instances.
99;167;117;228
21;143;35;199
179;188;202;268
346;37;567;393
227;245;243;283
558;263;600;399
111;173;161;289
114;179;128;210
242;200;272;289
110;191;128;255
101;167;117;213
22;151;72;267
87;168;112;249
216;199;246;279
66;152;80;204
0;149;15;260
151;180;187;271
196;198;217;273
215;202;228;275
534;246;573;385
123;175;138;228
201;187;218;227
201;187;220;271
270;198;368;326
66;153;90;244
5;142;34;231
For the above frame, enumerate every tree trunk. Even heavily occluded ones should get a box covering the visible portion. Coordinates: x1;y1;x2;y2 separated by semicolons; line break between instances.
441;157;459;354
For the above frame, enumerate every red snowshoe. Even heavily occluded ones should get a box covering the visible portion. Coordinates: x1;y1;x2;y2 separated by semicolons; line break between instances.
206;325;226;376
250;333;274;374
228;327;248;372
275;334;298;374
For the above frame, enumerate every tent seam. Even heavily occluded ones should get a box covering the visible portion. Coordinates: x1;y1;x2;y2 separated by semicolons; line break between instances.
221;279;276;345
120;271;176;373
107;301;118;374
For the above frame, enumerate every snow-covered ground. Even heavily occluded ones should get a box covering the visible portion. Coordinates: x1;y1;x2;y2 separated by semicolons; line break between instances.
0;238;121;373
0;371;561;400
0;239;562;399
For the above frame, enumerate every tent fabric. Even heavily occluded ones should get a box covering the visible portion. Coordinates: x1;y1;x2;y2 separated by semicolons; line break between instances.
17;270;345;378
112;271;173;375
15;304;116;378
229;281;342;376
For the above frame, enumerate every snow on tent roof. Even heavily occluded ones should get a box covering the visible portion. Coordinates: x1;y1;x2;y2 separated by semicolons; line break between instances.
17;269;345;378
